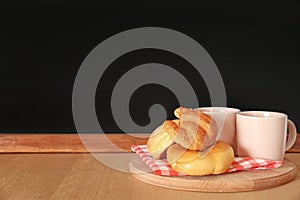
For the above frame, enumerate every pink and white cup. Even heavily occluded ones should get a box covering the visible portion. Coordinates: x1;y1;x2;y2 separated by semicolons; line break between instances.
195;107;240;153
236;111;297;161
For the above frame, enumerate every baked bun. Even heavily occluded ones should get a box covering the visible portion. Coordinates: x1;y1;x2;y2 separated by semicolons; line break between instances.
167;142;234;176
147;120;179;159
173;107;218;151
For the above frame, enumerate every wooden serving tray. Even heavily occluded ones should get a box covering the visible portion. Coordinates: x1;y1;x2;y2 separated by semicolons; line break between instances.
129;156;297;192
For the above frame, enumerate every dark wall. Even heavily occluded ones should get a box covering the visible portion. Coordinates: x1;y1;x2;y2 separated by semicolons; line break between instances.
1;1;300;133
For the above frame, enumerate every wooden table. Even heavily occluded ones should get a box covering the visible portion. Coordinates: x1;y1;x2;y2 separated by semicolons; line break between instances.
0;134;300;200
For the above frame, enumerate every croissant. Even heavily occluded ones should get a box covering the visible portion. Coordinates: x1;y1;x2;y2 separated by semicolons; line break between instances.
173;107;218;151
147;119;179;159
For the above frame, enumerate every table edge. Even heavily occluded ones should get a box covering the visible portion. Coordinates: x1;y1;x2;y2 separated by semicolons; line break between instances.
0;134;299;153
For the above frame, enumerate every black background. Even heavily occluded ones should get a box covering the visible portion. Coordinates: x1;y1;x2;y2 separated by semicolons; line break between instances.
1;1;300;133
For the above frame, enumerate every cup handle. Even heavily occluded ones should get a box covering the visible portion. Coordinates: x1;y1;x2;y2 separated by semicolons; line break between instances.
285;119;297;151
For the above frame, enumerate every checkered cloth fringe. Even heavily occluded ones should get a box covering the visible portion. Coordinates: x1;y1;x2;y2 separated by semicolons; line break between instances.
131;145;283;176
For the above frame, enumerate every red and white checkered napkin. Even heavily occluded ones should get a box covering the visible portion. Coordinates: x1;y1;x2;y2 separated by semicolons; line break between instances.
131;145;284;176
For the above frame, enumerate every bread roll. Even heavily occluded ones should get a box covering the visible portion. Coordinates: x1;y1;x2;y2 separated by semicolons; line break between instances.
174;107;218;151
147;120;179;159
167;142;234;175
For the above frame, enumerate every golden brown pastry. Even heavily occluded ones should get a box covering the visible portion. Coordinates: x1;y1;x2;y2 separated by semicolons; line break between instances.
147;120;179;159
173;107;218;151
167;142;234;175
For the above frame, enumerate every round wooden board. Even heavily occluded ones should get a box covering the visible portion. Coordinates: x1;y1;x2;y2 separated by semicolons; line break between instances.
129;157;297;192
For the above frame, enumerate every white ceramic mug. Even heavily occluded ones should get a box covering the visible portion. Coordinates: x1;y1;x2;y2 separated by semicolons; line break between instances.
236;111;297;160
195;107;240;153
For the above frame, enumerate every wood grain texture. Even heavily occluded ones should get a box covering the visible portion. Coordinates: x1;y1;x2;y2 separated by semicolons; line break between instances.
129;157;297;192
0;134;299;153
0;153;299;200
0;134;149;153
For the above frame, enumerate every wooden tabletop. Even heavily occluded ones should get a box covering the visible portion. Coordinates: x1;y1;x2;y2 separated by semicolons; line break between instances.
0;134;300;200
0;152;299;200
0;134;299;153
